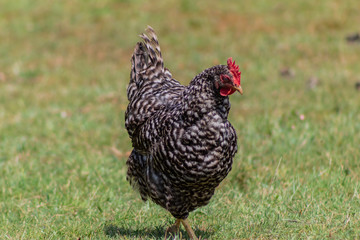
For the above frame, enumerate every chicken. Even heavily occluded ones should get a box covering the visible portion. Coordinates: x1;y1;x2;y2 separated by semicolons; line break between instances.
125;26;243;239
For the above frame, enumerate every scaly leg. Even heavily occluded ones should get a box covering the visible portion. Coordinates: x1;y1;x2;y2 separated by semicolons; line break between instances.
164;219;181;239
180;219;198;240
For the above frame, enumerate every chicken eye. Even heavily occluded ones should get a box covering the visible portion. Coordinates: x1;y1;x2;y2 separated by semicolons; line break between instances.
220;74;232;84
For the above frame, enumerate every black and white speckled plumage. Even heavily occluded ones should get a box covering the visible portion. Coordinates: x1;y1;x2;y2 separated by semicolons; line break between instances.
125;27;238;220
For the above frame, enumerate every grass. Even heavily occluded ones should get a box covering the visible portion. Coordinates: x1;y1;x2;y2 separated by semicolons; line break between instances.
1;0;360;239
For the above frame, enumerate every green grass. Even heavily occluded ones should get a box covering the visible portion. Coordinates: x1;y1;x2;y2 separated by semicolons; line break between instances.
1;0;360;239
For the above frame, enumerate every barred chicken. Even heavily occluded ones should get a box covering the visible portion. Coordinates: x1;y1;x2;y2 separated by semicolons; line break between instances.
125;26;243;239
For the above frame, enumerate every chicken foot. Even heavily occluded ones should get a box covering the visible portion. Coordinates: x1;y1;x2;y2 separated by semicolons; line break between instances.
164;218;198;240
165;219;181;239
181;219;198;240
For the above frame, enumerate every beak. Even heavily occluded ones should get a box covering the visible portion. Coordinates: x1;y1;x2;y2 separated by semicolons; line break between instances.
233;86;243;95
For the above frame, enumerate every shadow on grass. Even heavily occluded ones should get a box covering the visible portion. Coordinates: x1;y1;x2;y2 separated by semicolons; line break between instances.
104;223;213;239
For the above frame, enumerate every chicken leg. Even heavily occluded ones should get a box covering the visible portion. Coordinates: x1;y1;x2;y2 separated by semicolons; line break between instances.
164;218;198;240
180;219;198;240
165;219;181;239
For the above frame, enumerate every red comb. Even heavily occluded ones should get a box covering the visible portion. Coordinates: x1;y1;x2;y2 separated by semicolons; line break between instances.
227;57;241;86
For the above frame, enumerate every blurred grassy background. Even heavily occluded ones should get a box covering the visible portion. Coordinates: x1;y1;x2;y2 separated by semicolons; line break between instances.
0;0;360;239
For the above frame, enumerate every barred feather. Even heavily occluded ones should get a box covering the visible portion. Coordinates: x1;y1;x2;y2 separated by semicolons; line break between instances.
125;26;239;220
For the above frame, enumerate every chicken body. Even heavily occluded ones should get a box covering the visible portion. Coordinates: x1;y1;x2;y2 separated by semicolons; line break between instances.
125;27;239;238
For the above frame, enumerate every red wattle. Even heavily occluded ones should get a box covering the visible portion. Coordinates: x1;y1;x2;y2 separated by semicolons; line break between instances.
220;87;235;96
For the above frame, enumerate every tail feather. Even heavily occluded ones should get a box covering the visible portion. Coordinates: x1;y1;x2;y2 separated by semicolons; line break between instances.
128;26;169;101
139;26;163;68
